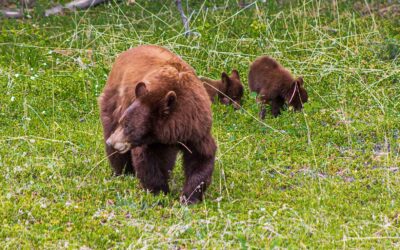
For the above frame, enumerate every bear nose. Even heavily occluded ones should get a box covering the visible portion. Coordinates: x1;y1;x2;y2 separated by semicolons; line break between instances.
233;102;241;110
106;137;113;147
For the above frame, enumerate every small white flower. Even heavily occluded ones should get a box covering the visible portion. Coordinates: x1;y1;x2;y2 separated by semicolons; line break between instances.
215;196;223;202
11;96;15;102
14;74;19;78
93;210;102;218
107;212;115;221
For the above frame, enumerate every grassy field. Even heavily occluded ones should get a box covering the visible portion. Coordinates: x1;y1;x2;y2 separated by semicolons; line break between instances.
1;0;400;248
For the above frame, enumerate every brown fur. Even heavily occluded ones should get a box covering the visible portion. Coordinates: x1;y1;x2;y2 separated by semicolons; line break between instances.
200;69;244;109
248;56;308;118
99;45;216;204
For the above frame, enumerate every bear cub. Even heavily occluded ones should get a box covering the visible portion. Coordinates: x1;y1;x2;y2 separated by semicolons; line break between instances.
99;45;217;205
248;56;308;118
200;69;244;109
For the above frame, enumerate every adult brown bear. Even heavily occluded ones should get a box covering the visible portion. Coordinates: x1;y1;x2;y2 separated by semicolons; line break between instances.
99;45;216;204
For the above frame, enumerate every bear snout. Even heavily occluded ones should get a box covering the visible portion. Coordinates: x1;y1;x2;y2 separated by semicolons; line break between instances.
232;101;241;110
221;97;230;105
113;142;132;154
106;127;132;153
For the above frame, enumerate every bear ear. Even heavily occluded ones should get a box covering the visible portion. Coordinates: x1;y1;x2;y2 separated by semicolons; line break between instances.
221;72;230;87
231;69;240;80
296;77;304;86
160;91;177;117
287;80;300;104
135;82;148;98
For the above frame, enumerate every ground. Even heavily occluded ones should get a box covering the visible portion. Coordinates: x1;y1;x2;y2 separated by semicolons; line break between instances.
0;0;399;248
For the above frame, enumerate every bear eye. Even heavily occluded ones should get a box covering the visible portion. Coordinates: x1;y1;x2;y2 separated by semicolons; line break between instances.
123;121;129;130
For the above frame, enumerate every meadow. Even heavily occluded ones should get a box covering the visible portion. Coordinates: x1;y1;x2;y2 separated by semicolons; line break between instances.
0;0;399;248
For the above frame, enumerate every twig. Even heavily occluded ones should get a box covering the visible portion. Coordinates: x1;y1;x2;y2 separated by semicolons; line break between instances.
45;0;110;17
177;141;192;154
175;0;197;37
0;9;23;18
45;5;63;17
65;0;108;10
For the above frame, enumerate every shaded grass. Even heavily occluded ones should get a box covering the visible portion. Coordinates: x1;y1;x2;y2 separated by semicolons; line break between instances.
1;0;400;248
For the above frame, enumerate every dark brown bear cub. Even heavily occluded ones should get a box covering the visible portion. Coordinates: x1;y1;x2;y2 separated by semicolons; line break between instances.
248;56;308;118
99;45;216;205
200;69;244;109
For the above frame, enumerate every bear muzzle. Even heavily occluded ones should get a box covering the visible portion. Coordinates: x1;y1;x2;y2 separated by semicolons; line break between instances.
232;101;241;110
106;127;132;154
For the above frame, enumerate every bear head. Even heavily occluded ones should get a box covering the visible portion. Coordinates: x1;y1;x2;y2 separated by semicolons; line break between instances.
220;69;244;110
106;81;179;153
287;77;308;111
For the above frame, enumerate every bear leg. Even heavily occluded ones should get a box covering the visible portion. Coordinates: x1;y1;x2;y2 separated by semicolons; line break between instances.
132;144;178;194
258;93;269;120
259;105;267;120
181;134;216;205
106;146;134;176
271;96;285;117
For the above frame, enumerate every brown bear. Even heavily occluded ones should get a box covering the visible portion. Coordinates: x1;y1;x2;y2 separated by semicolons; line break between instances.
99;45;217;205
248;56;308;118
200;69;244;109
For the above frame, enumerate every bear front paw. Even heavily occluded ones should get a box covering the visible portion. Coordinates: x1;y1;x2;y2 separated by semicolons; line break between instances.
180;195;201;205
259;109;266;120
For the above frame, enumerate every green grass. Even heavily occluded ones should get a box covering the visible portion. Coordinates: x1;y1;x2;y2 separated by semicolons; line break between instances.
1;0;400;248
